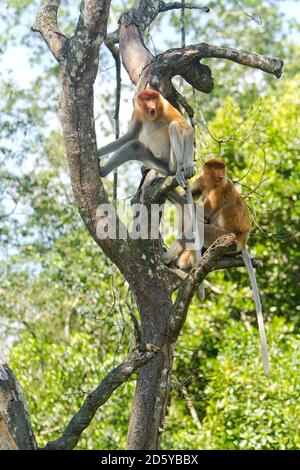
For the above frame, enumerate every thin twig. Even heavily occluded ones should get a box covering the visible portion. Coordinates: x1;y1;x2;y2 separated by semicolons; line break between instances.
233;0;263;25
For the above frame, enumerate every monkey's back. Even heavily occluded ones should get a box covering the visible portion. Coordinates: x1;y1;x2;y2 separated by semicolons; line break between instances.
210;180;251;234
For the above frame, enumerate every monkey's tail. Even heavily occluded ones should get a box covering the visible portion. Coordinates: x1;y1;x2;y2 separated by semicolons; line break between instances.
186;184;205;301
242;248;270;377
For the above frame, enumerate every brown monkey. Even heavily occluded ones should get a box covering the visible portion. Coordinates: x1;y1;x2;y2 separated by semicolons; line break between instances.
164;158;250;267
164;158;270;376
98;89;195;188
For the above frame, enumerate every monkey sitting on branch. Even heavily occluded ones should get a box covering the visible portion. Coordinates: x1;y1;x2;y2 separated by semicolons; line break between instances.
163;158;270;377
97;89;195;189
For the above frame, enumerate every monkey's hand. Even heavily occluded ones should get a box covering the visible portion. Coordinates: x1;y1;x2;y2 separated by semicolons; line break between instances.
183;161;195;180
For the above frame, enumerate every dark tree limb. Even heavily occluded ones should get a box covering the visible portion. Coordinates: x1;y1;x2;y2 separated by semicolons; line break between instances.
0;363;37;450
44;344;159;450
212;256;263;271
158;2;209;13
167;255;263;292
144;43;283;94
150;43;284;81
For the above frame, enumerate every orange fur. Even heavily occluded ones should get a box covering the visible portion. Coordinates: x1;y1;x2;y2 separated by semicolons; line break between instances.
177;250;196;270
190;158;250;250
135;89;189;128
98;88;195;185
164;158;251;270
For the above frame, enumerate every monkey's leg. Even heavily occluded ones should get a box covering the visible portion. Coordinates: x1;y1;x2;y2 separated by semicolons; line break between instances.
163;237;186;265
177;250;196;270
100;140;170;177
168;121;187;189
97;120;142;157
183;221;229;251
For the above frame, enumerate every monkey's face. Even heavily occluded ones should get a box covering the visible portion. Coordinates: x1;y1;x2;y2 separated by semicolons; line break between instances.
142;98;160;120
205;166;226;186
137;90;163;121
203;159;227;186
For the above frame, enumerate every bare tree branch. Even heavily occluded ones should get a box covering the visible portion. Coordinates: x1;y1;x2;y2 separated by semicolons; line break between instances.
149;43;284;86
178;382;202;429
211;256;262;271
167;255;263;291
105;40;122;203
44;344;159;450
32;0;66;69
159;2;209;13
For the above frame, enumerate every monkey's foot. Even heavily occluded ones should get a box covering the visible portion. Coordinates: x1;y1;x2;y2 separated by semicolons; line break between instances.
175;165;188;189
183;163;195;179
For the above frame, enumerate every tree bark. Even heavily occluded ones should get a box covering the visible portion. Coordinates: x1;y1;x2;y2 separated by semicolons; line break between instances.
127;278;174;450
0;363;37;450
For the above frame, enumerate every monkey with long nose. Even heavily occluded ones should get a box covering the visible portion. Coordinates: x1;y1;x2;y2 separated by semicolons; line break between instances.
164;158;270;377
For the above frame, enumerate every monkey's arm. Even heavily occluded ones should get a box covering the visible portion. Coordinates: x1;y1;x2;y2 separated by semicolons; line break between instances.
97;119;143;157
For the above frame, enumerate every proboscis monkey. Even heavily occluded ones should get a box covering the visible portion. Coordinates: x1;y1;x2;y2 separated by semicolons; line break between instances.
98;89;195;189
164;158;270;376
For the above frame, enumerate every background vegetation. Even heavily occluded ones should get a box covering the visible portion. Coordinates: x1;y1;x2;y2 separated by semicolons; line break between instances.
1;0;299;449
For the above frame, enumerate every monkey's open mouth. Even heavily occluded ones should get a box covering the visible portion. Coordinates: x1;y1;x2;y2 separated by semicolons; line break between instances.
149;109;156;117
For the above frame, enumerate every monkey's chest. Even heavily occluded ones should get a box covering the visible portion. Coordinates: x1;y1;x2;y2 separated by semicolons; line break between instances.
139;123;170;162
205;191;223;223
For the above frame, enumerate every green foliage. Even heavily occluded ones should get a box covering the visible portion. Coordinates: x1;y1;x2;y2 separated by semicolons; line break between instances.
165;317;300;450
9;330;134;449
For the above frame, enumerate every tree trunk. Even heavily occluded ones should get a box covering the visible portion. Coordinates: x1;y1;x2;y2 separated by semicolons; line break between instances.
127;277;174;449
0;363;37;450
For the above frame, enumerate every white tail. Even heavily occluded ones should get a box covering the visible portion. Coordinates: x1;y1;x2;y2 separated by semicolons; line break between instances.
242;248;270;377
186;184;205;300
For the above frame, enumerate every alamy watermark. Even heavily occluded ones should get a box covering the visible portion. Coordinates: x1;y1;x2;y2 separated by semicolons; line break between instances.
95;202;204;250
